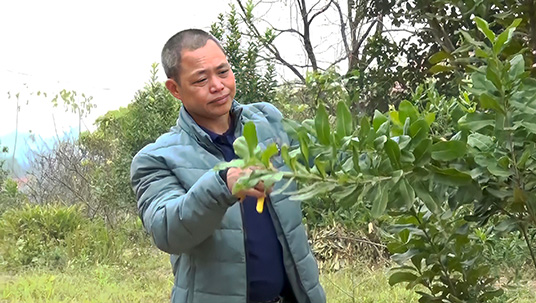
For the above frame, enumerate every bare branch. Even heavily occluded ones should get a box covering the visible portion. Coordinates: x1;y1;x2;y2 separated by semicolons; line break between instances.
273;27;305;39
309;0;334;24
236;0;306;82
328;55;349;70
307;0;324;16
296;0;319;70
332;1;350;61
355;20;377;51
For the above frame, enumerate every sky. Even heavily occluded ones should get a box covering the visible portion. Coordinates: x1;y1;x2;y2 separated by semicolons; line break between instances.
0;0;233;140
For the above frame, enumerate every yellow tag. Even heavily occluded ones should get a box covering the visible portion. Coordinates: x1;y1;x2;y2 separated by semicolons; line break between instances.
256;196;265;213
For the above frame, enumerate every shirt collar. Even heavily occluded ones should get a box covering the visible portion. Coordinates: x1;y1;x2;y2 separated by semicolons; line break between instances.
195;113;236;142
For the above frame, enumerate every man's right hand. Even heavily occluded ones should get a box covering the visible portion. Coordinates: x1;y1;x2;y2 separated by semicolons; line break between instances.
226;167;269;200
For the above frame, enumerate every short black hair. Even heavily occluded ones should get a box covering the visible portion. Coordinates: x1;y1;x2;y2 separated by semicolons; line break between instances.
161;29;225;83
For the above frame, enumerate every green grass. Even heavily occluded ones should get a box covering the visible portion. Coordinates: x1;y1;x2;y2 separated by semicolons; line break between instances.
320;264;420;303
1;249;536;302
0;249;171;302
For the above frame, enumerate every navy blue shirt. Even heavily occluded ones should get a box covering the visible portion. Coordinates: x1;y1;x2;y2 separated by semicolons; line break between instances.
200;122;288;302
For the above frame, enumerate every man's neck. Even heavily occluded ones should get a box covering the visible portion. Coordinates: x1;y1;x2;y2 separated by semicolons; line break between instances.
197;113;231;135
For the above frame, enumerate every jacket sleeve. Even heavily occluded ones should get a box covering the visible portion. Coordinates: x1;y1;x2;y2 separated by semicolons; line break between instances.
130;151;237;255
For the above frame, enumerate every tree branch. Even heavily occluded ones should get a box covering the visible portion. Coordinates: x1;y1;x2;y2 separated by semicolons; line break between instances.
333;0;350;59
236;0;306;82
309;0;334;24
273;27;305;39
298;0;319;71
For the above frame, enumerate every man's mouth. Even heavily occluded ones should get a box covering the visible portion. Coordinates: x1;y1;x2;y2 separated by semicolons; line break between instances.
211;94;229;104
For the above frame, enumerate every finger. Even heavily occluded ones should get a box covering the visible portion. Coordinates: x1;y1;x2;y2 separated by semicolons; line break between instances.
253;181;265;192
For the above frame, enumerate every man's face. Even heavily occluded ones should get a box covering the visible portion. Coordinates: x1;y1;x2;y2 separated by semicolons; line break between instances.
166;40;236;130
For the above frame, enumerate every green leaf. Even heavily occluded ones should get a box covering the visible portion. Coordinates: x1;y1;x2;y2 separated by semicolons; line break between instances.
474;17;496;42
509;54;525;82
313;157;327;179
486;62;502;90
332;185;360;208
413;139;432;167
373;110;388;131
280;145;293;170
262;171;285;189
315;103;331;145
487;164;512;177
458;112;495;131
243;122;258;157
297;132;310;166
358;116;371;144
289;182;337;201
271;177;295;195
508;18;523;29
371;184;388;218
260;143;279;168
471;72;497;94
460;30;485;47
398;179;415;209
494;28;515;55
374;135;387;150
414;182;440;213
424;113;435;126
398;100;419;124
430;64;455;74
282;118;302;141
388;272;418;286
391;248;421;264
409;119;430;145
214;159;245;171
518;143;534;168
385;139;401;169
429;166;472;186
431;140;467;161
400;149;416;163
233;136;250;161
336;101;353;139
475;47;489;58
467;133;494;151
428;50;451;64
479;93;505;114
455;183;482;206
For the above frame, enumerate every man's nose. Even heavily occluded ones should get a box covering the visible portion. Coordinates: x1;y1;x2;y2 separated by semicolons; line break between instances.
209;76;225;93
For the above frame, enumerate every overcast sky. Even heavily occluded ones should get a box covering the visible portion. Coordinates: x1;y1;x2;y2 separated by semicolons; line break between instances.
0;0;232;138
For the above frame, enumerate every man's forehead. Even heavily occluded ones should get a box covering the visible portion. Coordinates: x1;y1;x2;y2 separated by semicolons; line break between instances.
180;40;226;57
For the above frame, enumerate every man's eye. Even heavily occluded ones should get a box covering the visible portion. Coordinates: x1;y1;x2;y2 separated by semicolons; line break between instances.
219;69;229;75
194;78;207;84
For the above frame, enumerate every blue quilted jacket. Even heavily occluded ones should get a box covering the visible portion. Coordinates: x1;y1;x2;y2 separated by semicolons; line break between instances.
130;101;325;303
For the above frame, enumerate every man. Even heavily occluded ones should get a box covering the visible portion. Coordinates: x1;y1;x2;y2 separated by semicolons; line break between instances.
130;29;325;303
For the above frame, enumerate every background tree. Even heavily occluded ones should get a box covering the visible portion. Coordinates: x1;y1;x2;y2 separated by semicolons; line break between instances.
210;5;277;104
223;16;536;302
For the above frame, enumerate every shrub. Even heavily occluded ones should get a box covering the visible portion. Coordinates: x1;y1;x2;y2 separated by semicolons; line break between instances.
0;204;83;268
0;204;150;269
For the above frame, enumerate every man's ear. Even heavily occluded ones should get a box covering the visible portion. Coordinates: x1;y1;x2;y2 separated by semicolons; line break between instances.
165;78;182;100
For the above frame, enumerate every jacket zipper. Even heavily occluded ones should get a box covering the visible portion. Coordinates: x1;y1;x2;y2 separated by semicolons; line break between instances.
267;199;310;303
240;202;250;302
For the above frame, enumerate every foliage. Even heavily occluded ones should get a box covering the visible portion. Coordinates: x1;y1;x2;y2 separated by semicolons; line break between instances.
273;68;350;122
0;178;27;215
0;204;149;269
218;17;536;302
76;64;179;222
0;144;26;215
210;4;277;104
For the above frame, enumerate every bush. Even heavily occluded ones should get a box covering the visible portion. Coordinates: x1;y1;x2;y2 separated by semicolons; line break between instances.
0;204;150;269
